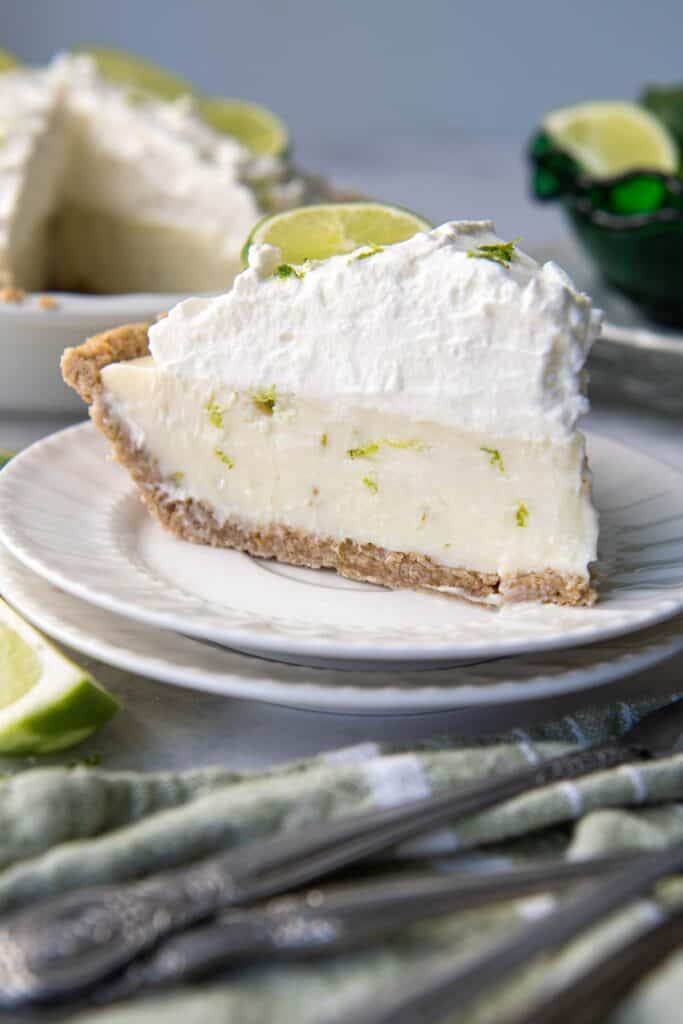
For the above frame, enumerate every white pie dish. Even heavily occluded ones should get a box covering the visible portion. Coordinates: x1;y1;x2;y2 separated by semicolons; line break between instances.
0;291;186;414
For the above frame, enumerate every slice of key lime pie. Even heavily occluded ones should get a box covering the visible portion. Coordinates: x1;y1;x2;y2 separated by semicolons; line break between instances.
63;205;601;606
0;50;307;293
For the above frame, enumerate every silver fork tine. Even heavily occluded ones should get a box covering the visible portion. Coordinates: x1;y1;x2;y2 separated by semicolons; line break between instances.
326;841;683;1024
239;741;642;900
507;904;683;1024
94;853;633;1002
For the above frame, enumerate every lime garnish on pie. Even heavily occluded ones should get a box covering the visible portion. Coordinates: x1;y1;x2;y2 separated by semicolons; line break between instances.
0;51;19;72
242;202;433;266
0;599;119;754
200;97;288;156
77;48;287;156
543;100;679;179
74;46;193;101
0;449;13;470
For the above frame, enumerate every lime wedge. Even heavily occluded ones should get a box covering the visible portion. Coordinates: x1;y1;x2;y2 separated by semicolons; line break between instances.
543;101;679;180
0;599;119;754
0;450;13;470
75;47;193;102
200;97;288;156
242;202;433;266
0;51;19;72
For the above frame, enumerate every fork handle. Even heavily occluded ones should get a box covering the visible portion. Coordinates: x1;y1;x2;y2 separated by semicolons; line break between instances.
240;741;647;899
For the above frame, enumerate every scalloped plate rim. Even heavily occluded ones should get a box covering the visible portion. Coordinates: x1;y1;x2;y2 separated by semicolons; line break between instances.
0;543;681;712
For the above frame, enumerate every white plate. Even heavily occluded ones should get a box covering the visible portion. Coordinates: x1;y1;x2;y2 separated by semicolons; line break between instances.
0;543;681;713
0;291;186;414
0;423;682;669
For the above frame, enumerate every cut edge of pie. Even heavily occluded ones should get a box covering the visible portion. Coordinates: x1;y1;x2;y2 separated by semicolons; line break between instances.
62;323;597;607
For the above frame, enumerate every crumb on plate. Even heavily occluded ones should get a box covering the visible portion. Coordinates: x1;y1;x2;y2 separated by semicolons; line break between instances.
0;285;26;304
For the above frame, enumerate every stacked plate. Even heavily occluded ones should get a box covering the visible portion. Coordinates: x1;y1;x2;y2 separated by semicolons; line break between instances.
0;423;681;714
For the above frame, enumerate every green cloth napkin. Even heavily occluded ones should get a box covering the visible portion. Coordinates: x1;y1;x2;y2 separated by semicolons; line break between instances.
2;695;683;1024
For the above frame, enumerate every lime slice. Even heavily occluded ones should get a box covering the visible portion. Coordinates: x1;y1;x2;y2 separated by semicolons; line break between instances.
0;599;119;754
0;450;13;470
0;50;19;72
200;97;288;156
242;202;433;266
75;47;193;102
543;101;679;180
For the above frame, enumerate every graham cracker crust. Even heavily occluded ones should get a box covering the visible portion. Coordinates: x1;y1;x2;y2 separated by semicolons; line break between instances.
62;324;597;607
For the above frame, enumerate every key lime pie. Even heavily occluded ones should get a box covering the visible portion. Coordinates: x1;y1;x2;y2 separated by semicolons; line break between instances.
63;205;601;606
0;50;306;293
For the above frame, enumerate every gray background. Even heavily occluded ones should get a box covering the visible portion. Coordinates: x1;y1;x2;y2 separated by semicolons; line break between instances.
2;0;681;239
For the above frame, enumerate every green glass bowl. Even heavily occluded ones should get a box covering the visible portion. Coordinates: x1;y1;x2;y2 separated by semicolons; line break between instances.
529;132;683;326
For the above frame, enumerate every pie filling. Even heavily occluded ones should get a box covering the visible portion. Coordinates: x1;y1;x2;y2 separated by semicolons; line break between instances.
102;356;598;591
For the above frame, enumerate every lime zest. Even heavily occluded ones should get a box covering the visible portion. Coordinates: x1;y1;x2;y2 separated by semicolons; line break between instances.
276;263;304;280
320;433;329;447
205;398;225;429
349;243;384;264
362;475;379;494
252;386;277;415
516;502;529;528
347;443;381;460
467;238;520;268
419;510;428;529
481;446;505;473
170;471;185;486
381;438;428;452
214;447;235;469
347;438;426;459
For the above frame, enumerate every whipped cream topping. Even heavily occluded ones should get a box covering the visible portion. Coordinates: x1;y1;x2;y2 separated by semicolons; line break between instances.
150;221;603;441
0;65;62;283
0;54;302;284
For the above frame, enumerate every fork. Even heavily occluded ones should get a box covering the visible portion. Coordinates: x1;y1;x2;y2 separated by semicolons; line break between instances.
92;852;633;1003
1;698;683;1008
329;839;683;1024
